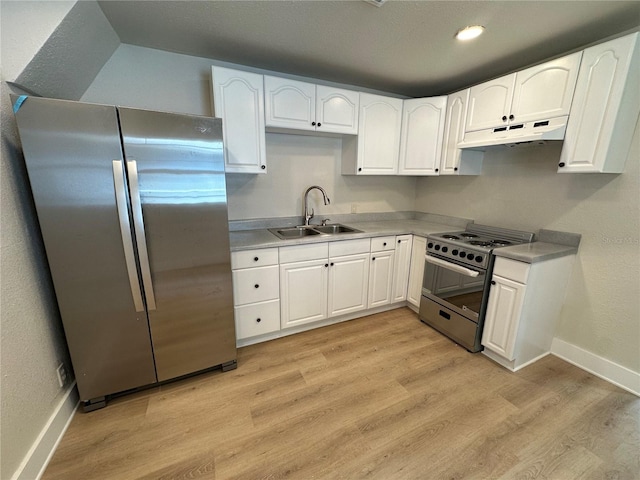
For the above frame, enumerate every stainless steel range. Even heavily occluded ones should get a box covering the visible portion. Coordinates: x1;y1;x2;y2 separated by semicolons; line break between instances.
419;224;535;352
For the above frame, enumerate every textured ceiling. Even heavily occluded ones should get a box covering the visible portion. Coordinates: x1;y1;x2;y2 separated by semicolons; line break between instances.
98;0;640;97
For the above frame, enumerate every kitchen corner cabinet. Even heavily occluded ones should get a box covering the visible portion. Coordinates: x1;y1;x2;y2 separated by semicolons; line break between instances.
368;236;396;308
482;255;575;371
440;89;484;175
398;97;447;175
558;32;639;173
466;52;582;132
211;67;267;174
391;235;413;302
264;76;359;134
342;93;403;175
231;248;280;340
407;235;427;309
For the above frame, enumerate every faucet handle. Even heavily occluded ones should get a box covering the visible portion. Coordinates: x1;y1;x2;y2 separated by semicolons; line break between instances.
322;218;331;226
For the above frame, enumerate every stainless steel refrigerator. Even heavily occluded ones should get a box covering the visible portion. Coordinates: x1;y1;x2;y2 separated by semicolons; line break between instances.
12;96;236;411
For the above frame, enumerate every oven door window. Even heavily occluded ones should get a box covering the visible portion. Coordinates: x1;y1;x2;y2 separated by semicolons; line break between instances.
423;258;486;319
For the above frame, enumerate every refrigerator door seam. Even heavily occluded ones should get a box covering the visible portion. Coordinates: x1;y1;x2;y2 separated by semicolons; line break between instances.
112;160;145;312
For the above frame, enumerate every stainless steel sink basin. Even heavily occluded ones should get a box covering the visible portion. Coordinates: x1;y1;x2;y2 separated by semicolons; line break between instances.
269;227;321;239
313;224;359;234
269;224;362;240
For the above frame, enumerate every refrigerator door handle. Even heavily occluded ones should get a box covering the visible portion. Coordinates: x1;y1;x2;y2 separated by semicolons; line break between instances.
112;160;145;312
126;160;157;311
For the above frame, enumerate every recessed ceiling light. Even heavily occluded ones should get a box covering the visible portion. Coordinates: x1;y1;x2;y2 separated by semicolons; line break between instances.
456;25;485;41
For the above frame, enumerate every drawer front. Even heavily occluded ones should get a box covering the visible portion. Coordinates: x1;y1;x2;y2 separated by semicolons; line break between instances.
233;265;280;306
493;257;530;284
235;300;280;339
371;236;396;252
279;242;328;263
231;248;279;270
329;238;371;257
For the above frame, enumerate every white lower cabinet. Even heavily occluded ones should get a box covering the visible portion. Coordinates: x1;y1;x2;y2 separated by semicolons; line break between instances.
328;252;370;317
280;257;329;328
407;236;427;308
482;255;575;371
231;248;280;341
368;236;396;308
391;235;412;303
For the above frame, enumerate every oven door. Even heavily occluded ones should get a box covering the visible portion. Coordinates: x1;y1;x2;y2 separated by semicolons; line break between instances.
421;254;488;322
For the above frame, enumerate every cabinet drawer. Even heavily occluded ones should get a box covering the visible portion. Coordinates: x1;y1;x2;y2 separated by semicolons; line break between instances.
235;300;280;339
493;257;530;284
279;242;328;263
371;236;396;252
232;265;279;306
231;248;279;270
329;238;371;257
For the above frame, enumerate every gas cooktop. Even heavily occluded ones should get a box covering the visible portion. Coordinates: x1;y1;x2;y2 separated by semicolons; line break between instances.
427;224;535;269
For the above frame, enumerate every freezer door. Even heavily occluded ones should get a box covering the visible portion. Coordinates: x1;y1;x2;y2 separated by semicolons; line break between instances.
118;108;236;381
12;97;157;401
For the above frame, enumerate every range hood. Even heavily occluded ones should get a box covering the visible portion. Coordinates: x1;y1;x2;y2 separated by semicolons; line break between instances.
458;116;568;150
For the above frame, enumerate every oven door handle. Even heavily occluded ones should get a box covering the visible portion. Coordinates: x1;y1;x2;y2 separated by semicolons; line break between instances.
424;254;480;278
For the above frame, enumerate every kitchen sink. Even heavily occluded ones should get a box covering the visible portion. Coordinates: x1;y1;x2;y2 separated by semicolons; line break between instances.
313;224;359;234
269;224;362;240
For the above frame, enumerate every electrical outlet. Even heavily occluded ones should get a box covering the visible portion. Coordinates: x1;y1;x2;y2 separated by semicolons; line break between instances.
351;203;358;214
56;363;67;388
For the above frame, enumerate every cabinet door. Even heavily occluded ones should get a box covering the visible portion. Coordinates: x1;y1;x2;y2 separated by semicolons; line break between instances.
368;250;395;308
407;236;426;307
391;235;412;302
328;253;370;317
511;52;582;124
264;76;316;131
398;97;447;175
316;86;359;135
440;89;483;176
466;74;516;132
356;93;403;175
211;67;266;173
280;259;328;329
559;33;639;173
481;275;526;360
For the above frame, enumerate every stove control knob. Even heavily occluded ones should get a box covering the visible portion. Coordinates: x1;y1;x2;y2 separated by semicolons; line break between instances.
467;253;475;260
435;244;441;251
441;246;448;253
459;251;466;258
475;256;483;263
427;242;434;249
452;249;458;255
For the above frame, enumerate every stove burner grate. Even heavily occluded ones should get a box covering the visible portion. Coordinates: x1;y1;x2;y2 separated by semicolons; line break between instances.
460;233;478;238
490;239;512;246
468;240;492;247
442;235;460;240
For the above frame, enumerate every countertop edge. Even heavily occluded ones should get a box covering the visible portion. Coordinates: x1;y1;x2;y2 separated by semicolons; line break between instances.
493;243;578;263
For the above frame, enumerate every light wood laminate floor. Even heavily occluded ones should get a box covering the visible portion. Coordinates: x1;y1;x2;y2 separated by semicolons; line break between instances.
43;308;639;480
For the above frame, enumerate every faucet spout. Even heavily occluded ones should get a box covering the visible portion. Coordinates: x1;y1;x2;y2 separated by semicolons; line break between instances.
303;185;330;226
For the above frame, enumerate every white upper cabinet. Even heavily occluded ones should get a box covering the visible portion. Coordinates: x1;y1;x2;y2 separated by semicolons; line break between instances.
211;67;267;174
264;76;358;134
440;89;483;175
466;52;582;132
342;93;403;175
398;97;447;175
558;33;639;173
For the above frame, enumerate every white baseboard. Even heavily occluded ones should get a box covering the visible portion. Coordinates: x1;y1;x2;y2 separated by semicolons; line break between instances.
11;383;79;480
551;338;640;397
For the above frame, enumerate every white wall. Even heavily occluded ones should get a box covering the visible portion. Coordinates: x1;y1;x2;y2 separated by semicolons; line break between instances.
415;129;640;373
82;44;417;220
0;2;117;478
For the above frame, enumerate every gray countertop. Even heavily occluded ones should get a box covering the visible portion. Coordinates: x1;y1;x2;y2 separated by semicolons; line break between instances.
494;242;578;263
229;219;457;251
229;218;580;264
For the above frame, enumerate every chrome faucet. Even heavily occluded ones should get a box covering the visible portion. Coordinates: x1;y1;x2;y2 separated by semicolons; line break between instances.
303;185;330;226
